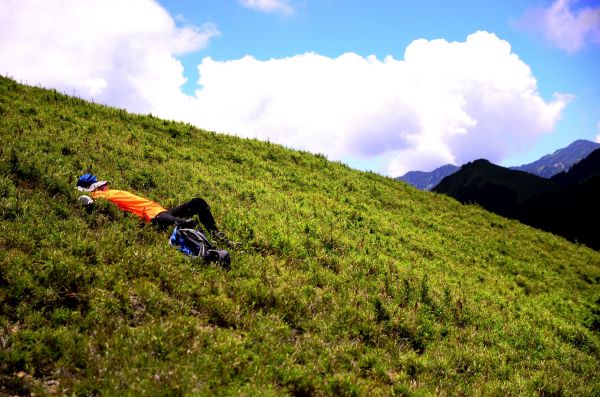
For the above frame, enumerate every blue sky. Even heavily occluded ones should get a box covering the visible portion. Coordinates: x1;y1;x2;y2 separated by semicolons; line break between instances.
1;0;599;175
164;0;600;169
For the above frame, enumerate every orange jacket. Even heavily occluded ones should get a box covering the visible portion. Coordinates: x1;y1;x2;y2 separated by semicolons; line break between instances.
91;189;167;222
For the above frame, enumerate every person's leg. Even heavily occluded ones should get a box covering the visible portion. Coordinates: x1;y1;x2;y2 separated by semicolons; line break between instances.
152;211;195;229
168;197;218;232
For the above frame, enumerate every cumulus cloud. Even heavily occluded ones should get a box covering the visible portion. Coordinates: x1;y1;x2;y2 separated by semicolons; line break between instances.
0;1;568;176
0;0;219;116
189;53;419;162
517;0;600;53
238;0;295;15
189;32;568;175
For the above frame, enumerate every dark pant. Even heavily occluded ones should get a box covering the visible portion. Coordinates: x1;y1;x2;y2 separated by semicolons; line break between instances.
152;197;218;231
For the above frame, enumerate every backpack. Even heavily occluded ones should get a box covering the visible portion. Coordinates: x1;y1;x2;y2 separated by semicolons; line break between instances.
169;226;230;267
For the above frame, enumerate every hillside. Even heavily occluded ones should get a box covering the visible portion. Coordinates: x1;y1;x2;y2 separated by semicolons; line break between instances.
1;76;599;396
516;149;600;250
432;155;600;250
518;172;600;251
551;148;600;187
432;159;558;217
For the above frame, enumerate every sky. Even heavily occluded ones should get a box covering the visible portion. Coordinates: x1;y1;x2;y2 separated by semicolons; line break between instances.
1;0;599;176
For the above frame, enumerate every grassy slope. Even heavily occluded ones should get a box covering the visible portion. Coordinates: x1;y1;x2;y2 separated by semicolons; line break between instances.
0;76;599;396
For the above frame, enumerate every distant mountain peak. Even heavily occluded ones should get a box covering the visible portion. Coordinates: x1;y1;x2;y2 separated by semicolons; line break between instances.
467;159;492;167
510;139;600;178
396;164;459;190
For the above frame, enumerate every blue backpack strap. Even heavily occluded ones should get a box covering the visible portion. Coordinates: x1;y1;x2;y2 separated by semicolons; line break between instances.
169;226;194;256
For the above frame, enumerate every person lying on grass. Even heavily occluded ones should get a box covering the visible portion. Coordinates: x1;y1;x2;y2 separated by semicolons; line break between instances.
75;173;224;239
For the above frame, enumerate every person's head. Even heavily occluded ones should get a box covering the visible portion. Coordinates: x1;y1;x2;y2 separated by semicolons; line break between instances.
76;174;108;192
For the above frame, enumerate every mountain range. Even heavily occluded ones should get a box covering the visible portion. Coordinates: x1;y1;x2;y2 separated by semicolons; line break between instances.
510;139;600;177
395;164;459;190
433;148;600;250
397;139;600;190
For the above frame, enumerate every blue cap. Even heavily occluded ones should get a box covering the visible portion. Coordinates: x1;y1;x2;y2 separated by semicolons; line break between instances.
76;173;97;188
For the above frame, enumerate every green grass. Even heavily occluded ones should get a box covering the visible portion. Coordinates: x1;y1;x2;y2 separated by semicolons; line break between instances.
1;75;599;396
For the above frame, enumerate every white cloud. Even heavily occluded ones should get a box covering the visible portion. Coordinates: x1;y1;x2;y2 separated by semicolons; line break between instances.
0;2;567;177
239;0;294;15
0;0;219;115
517;0;600;53
596;122;600;143
189;32;568;175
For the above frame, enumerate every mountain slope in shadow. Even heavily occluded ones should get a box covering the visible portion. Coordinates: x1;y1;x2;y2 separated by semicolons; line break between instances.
432;159;558;217
433;150;600;249
518;149;600;249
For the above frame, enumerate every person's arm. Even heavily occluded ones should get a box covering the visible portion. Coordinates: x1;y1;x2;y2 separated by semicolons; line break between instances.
78;195;94;206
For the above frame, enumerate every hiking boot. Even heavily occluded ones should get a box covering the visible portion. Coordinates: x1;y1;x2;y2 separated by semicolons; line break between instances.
210;230;242;249
211;230;226;240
